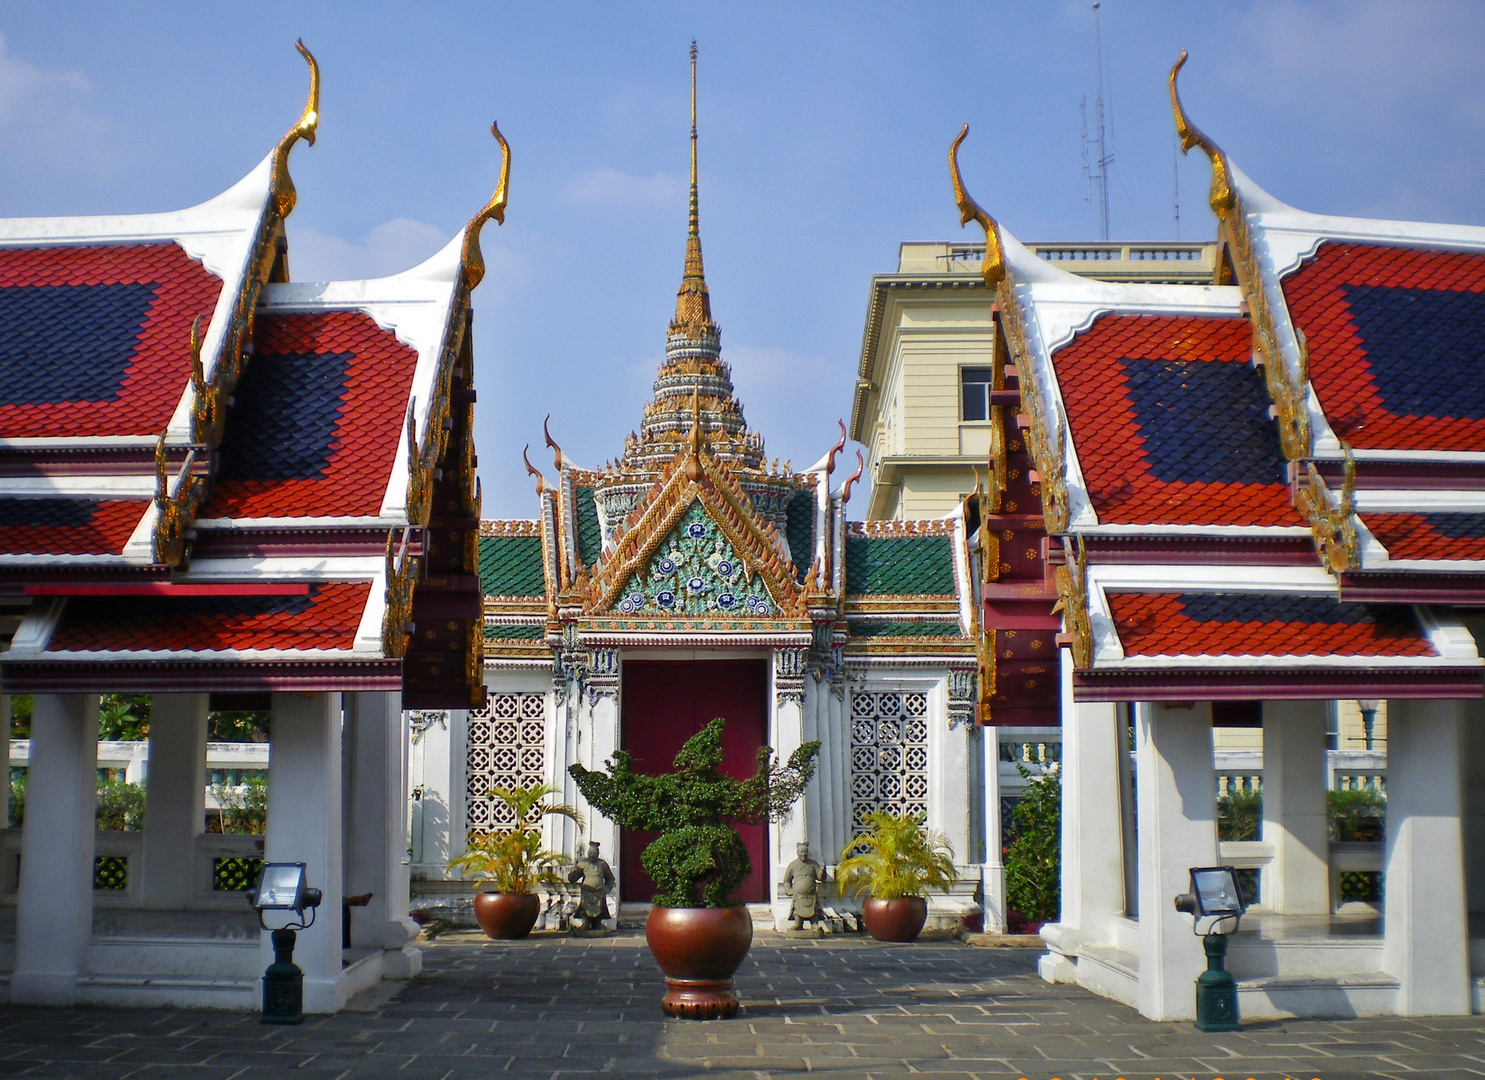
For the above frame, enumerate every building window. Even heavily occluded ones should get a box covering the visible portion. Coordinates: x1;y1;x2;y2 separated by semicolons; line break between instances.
961;366;993;422
849;690;929;833
465;691;546;831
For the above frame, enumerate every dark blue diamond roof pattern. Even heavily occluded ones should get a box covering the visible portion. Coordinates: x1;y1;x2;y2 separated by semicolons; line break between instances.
216;352;352;483
0;283;157;405
1177;593;1373;626
1341;284;1485;420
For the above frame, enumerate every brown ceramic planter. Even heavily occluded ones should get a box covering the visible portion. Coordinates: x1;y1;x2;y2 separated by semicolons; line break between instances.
474;892;540;939
645;905;754;1019
862;896;928;942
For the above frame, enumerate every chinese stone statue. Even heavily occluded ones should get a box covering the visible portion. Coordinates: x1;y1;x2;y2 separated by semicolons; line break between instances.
781;842;825;932
568;841;616;932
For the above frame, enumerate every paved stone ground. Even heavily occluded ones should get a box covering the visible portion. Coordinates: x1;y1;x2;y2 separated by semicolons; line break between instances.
0;932;1481;1079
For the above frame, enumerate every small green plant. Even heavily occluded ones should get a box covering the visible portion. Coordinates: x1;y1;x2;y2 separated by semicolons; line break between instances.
1217;789;1263;842
570;718;819;908
1003;764;1059;923
211;776;268;835
98;695;151;741
96;779;146;831
836;809;957;901
1328;788;1385;842
448;783;584;895
8;770;24;828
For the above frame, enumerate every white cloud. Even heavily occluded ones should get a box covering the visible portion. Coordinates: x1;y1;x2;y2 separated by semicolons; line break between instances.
286;217;454;281
0;33;89;126
559;166;685;209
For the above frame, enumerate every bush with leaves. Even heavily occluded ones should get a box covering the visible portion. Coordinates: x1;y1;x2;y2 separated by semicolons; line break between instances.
1328;787;1385;842
210;776;267;834
836;809;957;900
96;779;147;831
8;771;23;828
570;717;819;908
98;695;150;741
449;783;584;894
1004;763;1060;924
1217;789;1262;842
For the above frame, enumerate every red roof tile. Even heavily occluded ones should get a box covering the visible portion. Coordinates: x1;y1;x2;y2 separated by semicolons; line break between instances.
1281;241;1485;452
0;498;147;557
1107;591;1436;658
45;581;370;653
201;311;419;519
1050;314;1302;527
1361;511;1485;561
0;242;222;438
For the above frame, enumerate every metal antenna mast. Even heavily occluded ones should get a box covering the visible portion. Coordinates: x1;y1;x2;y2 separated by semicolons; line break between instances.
1091;1;1112;241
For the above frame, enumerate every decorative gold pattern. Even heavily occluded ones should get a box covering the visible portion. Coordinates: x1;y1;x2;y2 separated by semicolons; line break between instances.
1296;446;1359;573
460;122;510;291
269;40;320;220
381;530;420;658
1169;52;1234;221
152;431;202;567
1052;536;1092;670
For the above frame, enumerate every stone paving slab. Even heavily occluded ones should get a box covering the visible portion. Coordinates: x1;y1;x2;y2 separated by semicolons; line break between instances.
0;932;1477;1077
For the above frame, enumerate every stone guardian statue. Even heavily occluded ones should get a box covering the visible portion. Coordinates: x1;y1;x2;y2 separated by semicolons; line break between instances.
568;841;616;934
781;842;825;933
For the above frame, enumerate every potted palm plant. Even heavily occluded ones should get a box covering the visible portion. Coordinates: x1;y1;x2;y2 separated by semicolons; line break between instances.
836;809;958;943
570;717;819;1018
448;783;584;939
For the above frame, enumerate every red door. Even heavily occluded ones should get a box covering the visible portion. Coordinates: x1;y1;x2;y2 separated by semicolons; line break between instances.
618;659;769;903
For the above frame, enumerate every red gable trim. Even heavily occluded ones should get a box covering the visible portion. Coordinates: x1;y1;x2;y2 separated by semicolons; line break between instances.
1;658;401;694
1074;667;1483;701
25;583;310;597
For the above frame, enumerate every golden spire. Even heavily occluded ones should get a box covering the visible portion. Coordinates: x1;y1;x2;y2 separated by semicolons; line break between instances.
672;40;715;335
949;125;1005;289
1169;52;1235;221
269;40;320;219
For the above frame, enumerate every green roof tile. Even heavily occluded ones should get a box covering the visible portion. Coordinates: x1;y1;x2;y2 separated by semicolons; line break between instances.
848;619;964;639
478;534;546;597
845;534;956;595
785;488;815;580
486;622;546;641
574;486;602;567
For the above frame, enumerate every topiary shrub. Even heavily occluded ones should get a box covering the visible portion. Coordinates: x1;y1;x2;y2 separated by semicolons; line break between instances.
569;717;819;908
1217;789;1263;842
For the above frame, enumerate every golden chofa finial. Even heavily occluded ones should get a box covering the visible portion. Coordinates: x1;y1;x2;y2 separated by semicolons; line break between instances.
1169;51;1235;220
543;414;565;472
685;384;704;481
522;444;546;496
270;40;321;219
949;125;1005;289
462;121;511;291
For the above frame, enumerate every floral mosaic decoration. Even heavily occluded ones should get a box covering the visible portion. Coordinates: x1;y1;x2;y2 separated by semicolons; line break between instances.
616;501;776;617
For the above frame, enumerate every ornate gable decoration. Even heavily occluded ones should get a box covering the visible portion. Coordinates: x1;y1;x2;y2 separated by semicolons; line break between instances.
586;437;806;620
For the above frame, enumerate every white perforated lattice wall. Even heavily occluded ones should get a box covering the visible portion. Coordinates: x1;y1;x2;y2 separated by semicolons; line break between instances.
465;691;546;831
849;690;929;832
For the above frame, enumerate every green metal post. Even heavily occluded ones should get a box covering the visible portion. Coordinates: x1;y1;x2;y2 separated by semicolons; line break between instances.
261;928;304;1024
1194;930;1240;1031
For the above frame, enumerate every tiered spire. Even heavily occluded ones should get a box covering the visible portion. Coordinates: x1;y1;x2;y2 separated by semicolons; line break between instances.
672;40;715;336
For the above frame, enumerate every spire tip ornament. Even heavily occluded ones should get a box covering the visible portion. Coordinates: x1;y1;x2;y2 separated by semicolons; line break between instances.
462;121;511;291
1169;52;1235;220
269;39;321;219
949;125;1005;289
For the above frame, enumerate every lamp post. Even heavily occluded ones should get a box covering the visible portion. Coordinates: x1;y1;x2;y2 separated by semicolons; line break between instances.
1357;699;1380;752
1173;865;1248;1032
248;862;323;1025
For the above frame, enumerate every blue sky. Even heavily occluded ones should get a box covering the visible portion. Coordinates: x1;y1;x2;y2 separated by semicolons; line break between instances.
3;2;1484;517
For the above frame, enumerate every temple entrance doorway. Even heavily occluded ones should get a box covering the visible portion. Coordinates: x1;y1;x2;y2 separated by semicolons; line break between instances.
618;658;769;903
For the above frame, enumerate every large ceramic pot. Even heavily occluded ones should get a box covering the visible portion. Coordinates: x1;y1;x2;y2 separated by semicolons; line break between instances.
862;896;928;942
645;905;754;1019
474;892;541;939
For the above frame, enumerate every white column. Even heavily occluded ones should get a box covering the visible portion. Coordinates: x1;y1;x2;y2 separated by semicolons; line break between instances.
770;683;807;929
0;694;11;833
1383;698;1470;1016
1464;708;1485;917
343;692;420;979
1261;700;1330;914
407;710;455;879
264;692;344;1014
1135;701;1218;1022
981;726;1005;933
141;693;208;909
584;689;620;901
13;693;99;1006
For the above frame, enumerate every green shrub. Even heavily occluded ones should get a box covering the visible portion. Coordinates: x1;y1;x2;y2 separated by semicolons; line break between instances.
1217;789;1262;841
8;771;23;828
96;779;146;831
211;776;268;835
97;695;150;741
1004;764;1060;923
1328;788;1385;842
570;717;818;908
448;783;583;894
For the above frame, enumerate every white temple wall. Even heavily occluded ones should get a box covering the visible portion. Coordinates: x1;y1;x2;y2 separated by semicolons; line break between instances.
408;705;460;880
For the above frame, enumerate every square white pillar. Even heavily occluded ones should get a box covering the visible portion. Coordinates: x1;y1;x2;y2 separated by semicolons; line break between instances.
141;694;208;909
343;691;420;978
1058;691;1127;945
1135;701;1218;1022
13;693;99;1006
264;692;344;1014
1383;698;1470;1016
1261;700;1330;914
981;727;1005;932
769;663;807;930
1464;708;1485;916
